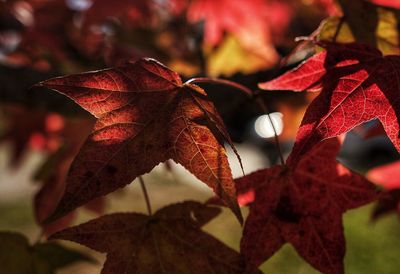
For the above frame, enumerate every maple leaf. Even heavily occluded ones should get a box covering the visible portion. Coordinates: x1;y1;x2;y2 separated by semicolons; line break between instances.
260;42;400;163
318;0;400;55
235;138;378;274
50;201;261;274
0;231;93;274
38;58;242;223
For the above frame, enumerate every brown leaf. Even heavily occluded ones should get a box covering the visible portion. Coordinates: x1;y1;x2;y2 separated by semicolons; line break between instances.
50;201;260;274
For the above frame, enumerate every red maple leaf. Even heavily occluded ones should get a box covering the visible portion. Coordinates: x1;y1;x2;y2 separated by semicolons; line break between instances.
38;58;242;223
260;42;400;163
50;201;261;274
235;138;377;274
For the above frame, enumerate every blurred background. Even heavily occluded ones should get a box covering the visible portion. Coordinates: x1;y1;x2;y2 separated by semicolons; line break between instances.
1;0;400;273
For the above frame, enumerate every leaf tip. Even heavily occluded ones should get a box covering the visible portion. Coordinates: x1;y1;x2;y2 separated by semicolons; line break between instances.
258;80;279;91
257;81;270;90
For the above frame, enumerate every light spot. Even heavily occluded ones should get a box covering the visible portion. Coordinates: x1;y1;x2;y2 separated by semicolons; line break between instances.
66;0;93;11
254;112;284;138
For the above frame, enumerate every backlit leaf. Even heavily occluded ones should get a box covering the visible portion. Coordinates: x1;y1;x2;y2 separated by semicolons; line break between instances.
39;58;242;223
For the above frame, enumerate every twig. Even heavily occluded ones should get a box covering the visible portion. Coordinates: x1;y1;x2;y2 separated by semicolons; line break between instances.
185;77;253;97
255;95;285;166
139;176;152;215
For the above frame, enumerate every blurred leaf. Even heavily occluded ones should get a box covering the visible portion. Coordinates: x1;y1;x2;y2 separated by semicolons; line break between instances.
367;160;400;190
366;161;400;220
205;35;277;76
367;0;400;9
318;0;400;55
0;231;93;274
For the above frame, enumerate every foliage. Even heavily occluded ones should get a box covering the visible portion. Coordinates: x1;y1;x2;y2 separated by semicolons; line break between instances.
1;0;400;273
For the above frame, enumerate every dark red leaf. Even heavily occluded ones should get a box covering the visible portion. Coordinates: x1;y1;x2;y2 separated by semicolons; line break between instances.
235;138;377;274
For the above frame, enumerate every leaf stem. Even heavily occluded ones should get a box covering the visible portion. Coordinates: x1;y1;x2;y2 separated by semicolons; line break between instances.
255;95;285;166
185;77;253;97
139;176;152;215
332;17;345;42
186;77;285;165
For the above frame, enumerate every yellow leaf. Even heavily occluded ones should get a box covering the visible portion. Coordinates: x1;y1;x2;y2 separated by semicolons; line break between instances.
205;34;278;77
